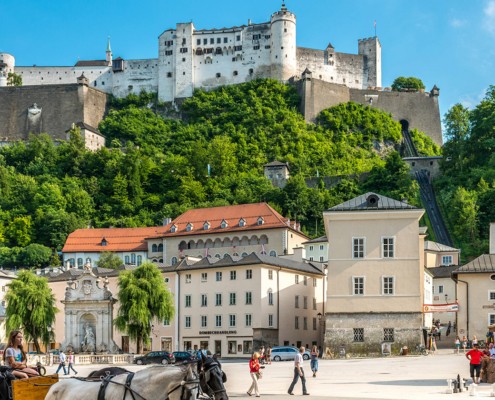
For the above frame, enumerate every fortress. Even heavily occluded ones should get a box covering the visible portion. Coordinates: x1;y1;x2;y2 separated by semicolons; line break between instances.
0;2;442;146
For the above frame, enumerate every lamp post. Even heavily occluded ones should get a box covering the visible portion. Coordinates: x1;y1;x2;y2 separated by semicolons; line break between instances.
317;312;324;354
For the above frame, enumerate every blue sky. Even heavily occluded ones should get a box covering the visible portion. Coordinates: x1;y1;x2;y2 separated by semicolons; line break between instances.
2;0;494;123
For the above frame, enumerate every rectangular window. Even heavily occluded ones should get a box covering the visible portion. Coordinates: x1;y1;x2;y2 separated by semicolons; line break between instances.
203;39;208;45
353;277;364;295
186;274;192;284
179;47;188;53
236;35;241;41
382;237;395;258
185;316;191;328
313;317;317;330
438;285;444;294
201;294;208;307
313;297;317;310
246;314;252;327
217;37;221;44
197;39;201;45
228;340;236;354
295;295;299;308
313;278;317;287
268;314;273;327
201;315;207;327
229;314;236;327
383;276;394;295
489;314;495;326
268;270;273;280
309;245;314;251
234;45;242;51
224;37;228;43
245;292;252;305
216;315;222;327
230;271;237;280
442;255;453;265
210;38;214;44
304;276;308;286
353;238;365;258
353;328;364;342
253;45;260;50
243;340;252;354
303;317;308;330
319;256;324;262
384;328;394;342
268;291;273;305
246;269;252;279
216;293;222;306
295;316;299;329
303;296;308;309
230;292;236;305
490;291;495;301
319;245;324;251
295;275;299;284
216;271;222;281
201;273;207;282
185;295;191;307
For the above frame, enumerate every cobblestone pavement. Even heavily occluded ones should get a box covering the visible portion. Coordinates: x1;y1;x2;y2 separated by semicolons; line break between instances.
43;349;493;399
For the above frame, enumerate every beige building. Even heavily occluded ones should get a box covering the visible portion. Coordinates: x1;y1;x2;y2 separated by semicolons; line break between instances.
453;255;495;342
47;253;325;357
322;192;426;354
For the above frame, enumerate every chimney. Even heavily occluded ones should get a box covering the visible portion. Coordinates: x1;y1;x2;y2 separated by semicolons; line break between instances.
163;217;172;226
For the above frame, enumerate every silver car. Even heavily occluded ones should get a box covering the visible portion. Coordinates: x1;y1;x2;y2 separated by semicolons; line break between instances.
271;346;311;361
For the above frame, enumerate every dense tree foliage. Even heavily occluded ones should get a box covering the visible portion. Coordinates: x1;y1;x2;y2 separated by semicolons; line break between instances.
0;79;420;267
7;72;22;87
391;76;426;92
115;262;174;353
5;270;58;353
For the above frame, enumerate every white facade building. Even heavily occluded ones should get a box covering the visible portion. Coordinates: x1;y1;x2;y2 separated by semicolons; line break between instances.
1;4;381;102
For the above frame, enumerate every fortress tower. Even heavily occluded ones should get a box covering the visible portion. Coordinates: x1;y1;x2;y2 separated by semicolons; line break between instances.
0;53;15;87
270;3;297;81
358;37;382;88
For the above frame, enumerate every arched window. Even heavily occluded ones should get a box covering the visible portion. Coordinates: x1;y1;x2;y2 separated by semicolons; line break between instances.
68;258;75;267
137;255;142;266
158;244;163;252
159;259;163;263
152;244;158;252
242;252;248;257
125;255;130;264
171;257;178;265
77;258;83;267
131;254;136;264
269;250;277;257
215;254;221;259
86;257;91;264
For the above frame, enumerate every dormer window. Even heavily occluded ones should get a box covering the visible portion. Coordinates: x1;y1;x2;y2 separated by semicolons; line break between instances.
239;218;246;227
170;224;177;233
203;221;211;230
257;217;264;226
220;219;228;229
186;223;193;232
101;238;108;246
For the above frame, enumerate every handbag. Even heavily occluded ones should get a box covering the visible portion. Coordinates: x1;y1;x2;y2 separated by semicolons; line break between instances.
256;371;262;379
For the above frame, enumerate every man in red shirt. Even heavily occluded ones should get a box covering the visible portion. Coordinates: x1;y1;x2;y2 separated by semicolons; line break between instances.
466;343;483;384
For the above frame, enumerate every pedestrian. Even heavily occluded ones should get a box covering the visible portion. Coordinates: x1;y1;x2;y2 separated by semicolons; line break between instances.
490;343;495;359
67;350;78;375
287;346;309;396
247;352;261;397
266;346;272;365
462;336;468;353
430;334;437;354
455;337;461;354
310;345;319;377
446;321;452;337
55;350;68;375
466;343;483;384
472;335;478;347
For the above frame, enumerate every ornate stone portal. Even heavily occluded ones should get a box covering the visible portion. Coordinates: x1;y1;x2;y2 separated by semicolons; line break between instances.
61;263;119;353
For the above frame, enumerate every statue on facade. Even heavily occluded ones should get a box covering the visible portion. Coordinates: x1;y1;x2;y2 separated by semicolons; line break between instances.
81;323;96;352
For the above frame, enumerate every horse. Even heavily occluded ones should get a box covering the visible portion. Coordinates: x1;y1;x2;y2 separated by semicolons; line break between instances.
44;363;199;400
86;366;131;380
197;352;228;400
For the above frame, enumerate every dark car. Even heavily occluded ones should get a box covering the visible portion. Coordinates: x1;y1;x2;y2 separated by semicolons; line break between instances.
172;351;196;363
133;351;175;365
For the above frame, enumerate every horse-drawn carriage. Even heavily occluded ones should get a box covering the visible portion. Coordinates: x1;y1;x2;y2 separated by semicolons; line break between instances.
1;352;228;400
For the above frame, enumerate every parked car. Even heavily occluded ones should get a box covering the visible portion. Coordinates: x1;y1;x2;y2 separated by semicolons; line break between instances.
133;351;175;365
270;346;311;361
173;351;196;363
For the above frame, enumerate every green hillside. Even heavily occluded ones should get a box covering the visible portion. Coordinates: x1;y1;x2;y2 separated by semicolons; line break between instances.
0;79;425;268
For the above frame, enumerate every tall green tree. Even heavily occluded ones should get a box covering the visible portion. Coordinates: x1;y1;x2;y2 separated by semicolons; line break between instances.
6;72;22;87
391;76;425;92
5;270;58;353
115;262;174;353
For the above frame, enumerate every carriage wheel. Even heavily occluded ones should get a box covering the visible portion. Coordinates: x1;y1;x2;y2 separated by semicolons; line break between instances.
38;366;46;376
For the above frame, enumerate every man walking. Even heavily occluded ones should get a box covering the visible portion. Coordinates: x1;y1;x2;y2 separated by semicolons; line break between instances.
55;350;68;375
288;347;309;395
466;343;483;384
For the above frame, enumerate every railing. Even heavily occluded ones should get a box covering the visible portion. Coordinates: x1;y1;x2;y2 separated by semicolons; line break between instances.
27;353;133;366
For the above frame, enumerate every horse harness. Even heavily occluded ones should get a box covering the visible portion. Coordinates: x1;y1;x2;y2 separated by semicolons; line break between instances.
91;369;200;400
198;360;226;400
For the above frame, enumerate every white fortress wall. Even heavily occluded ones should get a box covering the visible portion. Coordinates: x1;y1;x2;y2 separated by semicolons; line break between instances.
17;66;110;87
111;58;158;98
158;29;176;102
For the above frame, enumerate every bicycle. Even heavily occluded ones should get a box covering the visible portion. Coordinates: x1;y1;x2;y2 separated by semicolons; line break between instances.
415;344;429;356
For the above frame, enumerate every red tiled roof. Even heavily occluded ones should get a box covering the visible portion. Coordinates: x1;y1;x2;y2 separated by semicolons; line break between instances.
62;226;169;253
157;202;303;238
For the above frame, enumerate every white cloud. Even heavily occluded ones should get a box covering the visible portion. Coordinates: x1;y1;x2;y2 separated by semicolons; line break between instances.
450;18;466;28
484;0;495;35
